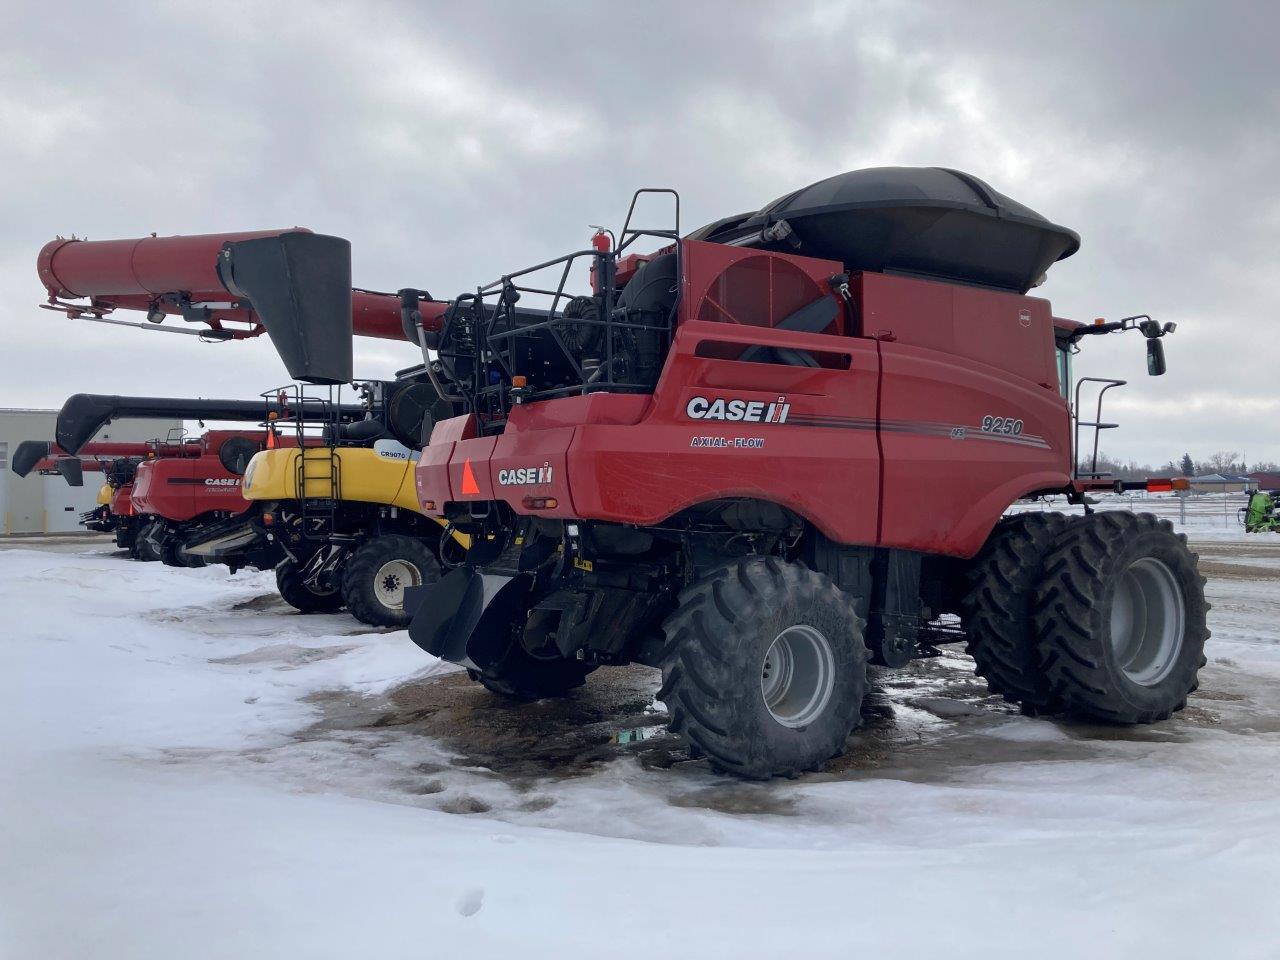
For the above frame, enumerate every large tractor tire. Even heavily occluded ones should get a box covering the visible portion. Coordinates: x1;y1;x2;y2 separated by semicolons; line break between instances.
160;534;207;569
962;512;1072;712
275;560;345;614
134;521;163;562
658;557;869;779
1034;512;1208;724
470;645;596;701
341;534;441;627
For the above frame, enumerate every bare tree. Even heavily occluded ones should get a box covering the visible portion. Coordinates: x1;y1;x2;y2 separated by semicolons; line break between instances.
1202;451;1243;475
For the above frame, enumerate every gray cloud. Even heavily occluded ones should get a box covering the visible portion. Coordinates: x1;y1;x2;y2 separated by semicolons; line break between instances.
2;0;1277;465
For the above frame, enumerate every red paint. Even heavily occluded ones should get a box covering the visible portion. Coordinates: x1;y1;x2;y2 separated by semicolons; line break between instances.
37;231;433;342
129;430;270;522
415;243;1086;559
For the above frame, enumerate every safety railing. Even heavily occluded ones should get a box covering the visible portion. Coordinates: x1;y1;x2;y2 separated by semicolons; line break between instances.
1073;377;1127;479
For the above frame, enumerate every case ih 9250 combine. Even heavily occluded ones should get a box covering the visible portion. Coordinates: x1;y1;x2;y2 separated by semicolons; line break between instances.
42;167;1207;779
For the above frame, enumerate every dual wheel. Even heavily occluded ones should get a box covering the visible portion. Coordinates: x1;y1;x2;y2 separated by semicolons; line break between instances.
275;534;442;627
470;512;1206;780
963;511;1208;724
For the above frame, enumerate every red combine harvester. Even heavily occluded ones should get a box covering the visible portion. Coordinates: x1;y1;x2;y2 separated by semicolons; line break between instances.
54;394;353;567
46;167;1206;780
11;439;151;549
11;439;148;484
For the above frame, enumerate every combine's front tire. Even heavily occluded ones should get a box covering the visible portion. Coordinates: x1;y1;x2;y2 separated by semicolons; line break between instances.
962;512;1071;712
658;557;868;779
275;560;344;614
1034;512;1208;724
341;534;440;627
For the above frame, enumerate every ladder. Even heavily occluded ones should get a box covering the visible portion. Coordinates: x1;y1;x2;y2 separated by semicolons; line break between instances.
296;444;340;540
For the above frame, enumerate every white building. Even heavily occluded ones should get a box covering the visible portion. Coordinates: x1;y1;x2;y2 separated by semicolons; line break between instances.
0;408;180;535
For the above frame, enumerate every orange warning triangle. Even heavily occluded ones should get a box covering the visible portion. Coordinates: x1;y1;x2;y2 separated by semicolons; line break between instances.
460;459;480;495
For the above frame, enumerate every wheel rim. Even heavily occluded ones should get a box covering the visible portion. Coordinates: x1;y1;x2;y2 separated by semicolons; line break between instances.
373;559;421;610
760;625;836;728
1109;556;1186;685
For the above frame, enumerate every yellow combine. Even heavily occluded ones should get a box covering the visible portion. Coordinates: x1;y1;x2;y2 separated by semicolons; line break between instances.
187;379;465;627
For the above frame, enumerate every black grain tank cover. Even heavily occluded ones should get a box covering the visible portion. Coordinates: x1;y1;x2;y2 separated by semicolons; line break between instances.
698;167;1080;294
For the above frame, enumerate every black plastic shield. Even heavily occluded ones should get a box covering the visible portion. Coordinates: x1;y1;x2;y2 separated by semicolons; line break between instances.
217;232;354;385
405;568;531;671
56;458;84;487
11;441;51;477
405;568;486;666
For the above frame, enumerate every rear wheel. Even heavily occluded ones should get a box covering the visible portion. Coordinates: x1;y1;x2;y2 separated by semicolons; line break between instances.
341;534;441;627
658;557;868;779
1034;512;1208;724
962;512;1071;712
275;560;344;613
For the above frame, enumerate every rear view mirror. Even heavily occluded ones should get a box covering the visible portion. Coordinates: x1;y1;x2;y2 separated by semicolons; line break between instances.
1146;338;1167;376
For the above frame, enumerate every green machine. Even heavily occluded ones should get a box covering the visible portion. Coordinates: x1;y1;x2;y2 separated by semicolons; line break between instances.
1242;491;1280;533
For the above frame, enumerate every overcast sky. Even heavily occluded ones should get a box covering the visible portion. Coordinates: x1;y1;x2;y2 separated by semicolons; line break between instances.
3;0;1278;466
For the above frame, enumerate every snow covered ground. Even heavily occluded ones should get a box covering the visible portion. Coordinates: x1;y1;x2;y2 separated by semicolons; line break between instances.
2;530;1278;959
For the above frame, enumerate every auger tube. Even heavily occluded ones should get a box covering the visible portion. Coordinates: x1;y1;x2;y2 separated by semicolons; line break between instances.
54;393;367;454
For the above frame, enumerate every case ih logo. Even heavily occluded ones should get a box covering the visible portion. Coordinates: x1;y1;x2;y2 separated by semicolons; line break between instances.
498;464;553;486
204;478;241;487
686;396;790;424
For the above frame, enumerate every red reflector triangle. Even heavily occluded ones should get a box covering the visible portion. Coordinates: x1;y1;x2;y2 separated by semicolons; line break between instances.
460;459;480;495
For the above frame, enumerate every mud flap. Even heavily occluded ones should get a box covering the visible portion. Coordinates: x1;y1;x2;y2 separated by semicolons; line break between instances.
405;568;532;671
